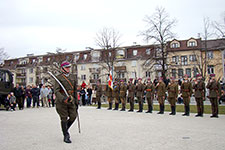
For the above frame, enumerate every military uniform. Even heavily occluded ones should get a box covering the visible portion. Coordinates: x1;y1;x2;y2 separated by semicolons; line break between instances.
180;79;193;116
106;85;113;110
112;83;120;110
167;81;178;115
145;81;155;113
136;81;145;112
127;82;136;112
119;82;127;111
96;84;102;109
54;72;78;143
156;81;166;114
193;79;205;117
206;76;221;118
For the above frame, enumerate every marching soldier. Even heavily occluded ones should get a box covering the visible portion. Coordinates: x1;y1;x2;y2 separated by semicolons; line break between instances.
119;80;127;111
167;77;178;115
127;78;136;112
96;81;102;109
156;77;166;114
145;78;155;113
206;74;221;118
136;78;145;112
54;61;78;143
193;74;205;117
112;81;120;110
180;74;193;116
106;84;113;110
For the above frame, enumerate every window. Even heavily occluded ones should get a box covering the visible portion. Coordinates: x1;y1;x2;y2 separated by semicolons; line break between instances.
155;48;162;57
93;74;99;80
47;57;51;62
186;68;191;77
207;65;214;74
81;75;86;80
172;69;176;78
109;52;112;57
66;56;70;60
32;59;36;64
81;65;85;70
116;50;125;59
29;68;33;74
38;57;43;63
172;56;179;64
118;72;125;78
187;41;197;47
131;61;137;67
92;51;100;62
189;55;197;62
207;51;213;59
21;69;26;74
146;71;151;78
83;54;87;60
146;49;151;55
181;56;188;65
193;67;199;77
131;72;136;78
178;69;183;78
74;54;79;61
133;50;137;56
29;77;33;83
171;43;179;48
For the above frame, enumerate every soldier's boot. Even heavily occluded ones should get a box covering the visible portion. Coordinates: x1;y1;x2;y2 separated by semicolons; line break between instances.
107;103;112;110
173;106;176;115
150;105;153;113
186;106;190;116
113;103;119;110
169;106;173;115
157;105;162;114
120;104;125;111
182;106;187;116
137;102;142;112
146;104;151;113
161;105;164;114
128;104;134;112
97;102;101;109
61;121;71;143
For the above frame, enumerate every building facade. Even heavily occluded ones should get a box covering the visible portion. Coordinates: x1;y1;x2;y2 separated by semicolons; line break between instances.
2;38;225;87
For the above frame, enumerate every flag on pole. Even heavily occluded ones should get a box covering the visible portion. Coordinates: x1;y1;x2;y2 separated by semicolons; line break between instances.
108;70;113;89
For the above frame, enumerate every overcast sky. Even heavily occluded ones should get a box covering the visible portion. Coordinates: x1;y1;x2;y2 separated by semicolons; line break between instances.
0;0;225;59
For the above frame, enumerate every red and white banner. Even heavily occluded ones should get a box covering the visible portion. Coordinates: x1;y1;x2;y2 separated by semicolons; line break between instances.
108;70;113;89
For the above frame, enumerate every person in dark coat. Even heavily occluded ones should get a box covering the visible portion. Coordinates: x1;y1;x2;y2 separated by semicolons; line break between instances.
31;85;40;108
13;84;23;110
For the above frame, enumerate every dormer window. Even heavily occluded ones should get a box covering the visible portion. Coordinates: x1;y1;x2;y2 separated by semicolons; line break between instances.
116;49;125;59
187;39;197;47
133;50;137;56
146;48;151;55
83;54;87;60
74;54;79;61
170;41;180;48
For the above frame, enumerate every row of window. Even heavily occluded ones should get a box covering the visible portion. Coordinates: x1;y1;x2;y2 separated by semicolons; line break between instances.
172;51;214;65
170;40;197;48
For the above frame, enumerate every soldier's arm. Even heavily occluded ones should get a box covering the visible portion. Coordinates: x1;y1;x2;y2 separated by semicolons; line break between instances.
203;82;206;98
206;82;211;89
218;82;222;97
73;77;78;105
189;83;193;96
54;80;66;103
175;84;178;97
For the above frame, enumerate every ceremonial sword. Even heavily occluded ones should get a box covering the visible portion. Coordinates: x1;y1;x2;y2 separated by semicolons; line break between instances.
48;71;81;133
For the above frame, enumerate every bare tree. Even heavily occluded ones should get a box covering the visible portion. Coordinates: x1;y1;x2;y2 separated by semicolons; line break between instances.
213;11;225;38
140;7;177;79
0;48;9;64
95;27;122;78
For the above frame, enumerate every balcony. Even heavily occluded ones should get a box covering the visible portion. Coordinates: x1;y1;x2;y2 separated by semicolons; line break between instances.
114;66;126;72
89;68;101;73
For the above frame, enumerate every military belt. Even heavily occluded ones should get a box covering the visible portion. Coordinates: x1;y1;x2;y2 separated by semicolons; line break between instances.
183;89;189;92
146;89;152;92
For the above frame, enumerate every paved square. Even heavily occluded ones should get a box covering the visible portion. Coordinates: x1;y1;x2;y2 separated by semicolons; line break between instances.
0;107;224;150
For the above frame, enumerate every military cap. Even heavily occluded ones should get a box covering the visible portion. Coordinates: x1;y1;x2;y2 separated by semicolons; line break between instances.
196;74;202;77
138;78;142;81
61;61;71;68
210;74;215;77
183;74;189;77
147;78;151;81
129;78;133;81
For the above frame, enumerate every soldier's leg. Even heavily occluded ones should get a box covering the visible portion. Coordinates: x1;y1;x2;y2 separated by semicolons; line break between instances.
172;98;176;115
168;97;172;115
107;97;112;110
182;98;187;116
161;97;165;114
186;97;190;116
131;97;134;111
56;104;71;143
157;97;162;114
113;98;119;110
199;98;204;116
146;97;150;113
150;97;153;113
67;104;77;130
195;98;201;116
137;97;142;112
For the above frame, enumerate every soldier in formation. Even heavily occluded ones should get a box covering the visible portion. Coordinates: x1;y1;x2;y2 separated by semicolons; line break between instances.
106;84;113;110
167;77;178;115
119;80;127;111
180;74;193;116
206;74;221;118
145;78;155;113
127;78;136;112
112;81;120;110
96;81;102;109
136;78;145;112
193;74;205;117
54;61;78;143
156;77;166;114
